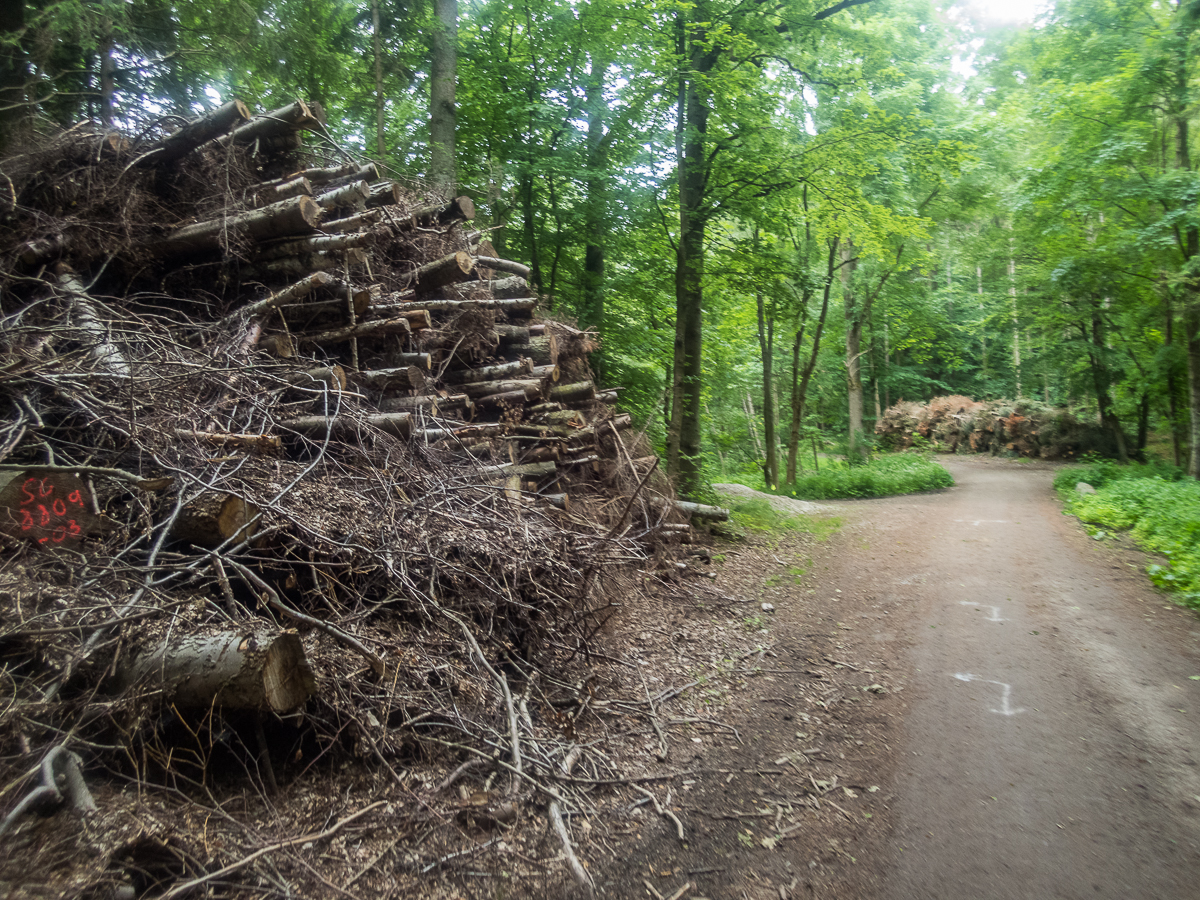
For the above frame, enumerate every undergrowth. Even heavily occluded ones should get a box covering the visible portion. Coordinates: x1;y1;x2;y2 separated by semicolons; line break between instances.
782;453;954;500
727;499;841;538
1055;462;1200;609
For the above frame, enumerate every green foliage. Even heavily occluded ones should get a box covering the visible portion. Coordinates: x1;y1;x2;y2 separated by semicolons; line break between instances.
1058;466;1200;608
785;453;954;500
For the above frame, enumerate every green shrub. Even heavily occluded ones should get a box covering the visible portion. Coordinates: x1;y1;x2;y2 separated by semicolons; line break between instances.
1059;464;1200;608
783;453;954;500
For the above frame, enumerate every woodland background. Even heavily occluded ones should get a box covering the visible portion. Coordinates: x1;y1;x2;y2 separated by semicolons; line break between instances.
4;0;1200;492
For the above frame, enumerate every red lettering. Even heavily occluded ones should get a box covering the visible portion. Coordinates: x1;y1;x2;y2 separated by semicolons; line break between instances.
38;478;53;498
37;505;51;527
52;498;66;517
67;490;83;506
51;525;67;543
67;520;81;537
38;536;48;544
21;478;36;505
19;509;33;530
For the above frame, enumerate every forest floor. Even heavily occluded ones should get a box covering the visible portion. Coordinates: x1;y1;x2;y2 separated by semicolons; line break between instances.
585;455;1200;900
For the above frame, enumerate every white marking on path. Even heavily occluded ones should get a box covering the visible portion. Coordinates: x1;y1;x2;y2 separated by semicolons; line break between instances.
953;519;1011;527
958;601;1005;622
953;673;1025;716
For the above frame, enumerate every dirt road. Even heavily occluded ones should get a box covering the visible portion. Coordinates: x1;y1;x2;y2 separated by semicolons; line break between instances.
839;456;1200;899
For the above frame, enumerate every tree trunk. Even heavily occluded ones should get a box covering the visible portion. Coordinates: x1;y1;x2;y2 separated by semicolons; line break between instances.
138;100;251;166
842;241;866;461
1084;310;1129;462
371;0;386;157
429;0;458;192
581;47;610;341
669;6;713;497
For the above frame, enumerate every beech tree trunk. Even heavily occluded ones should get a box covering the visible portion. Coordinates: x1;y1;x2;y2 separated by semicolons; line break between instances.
842;241;866;461
429;0;458;192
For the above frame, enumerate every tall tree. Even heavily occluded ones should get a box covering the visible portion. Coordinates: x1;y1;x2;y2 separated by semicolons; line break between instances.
429;0;458;191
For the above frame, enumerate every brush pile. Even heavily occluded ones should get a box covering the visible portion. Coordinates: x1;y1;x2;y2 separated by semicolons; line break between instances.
0;100;726;898
876;395;1118;459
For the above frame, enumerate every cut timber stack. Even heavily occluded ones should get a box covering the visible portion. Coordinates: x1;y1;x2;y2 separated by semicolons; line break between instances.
0;97;716;900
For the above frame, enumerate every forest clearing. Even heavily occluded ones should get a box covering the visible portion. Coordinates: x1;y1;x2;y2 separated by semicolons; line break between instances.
5;0;1200;897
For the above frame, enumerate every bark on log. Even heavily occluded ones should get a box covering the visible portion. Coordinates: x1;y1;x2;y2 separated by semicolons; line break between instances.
377;297;536;314
352;365;435;391
263;316;410;354
159;196;323;257
322;209;382;234
494;325;530;343
460;378;543;400
298;161;377;186
549;381;595;403
506;338;556;369
172;493;261;547
416;422;502;442
17;234;67;267
137;99;251;166
121;629;315;711
256;230;374;261
378;395;439;414
443;358;533;384
390;308;432;330
283;412;412;439
527;401;565;415
474;256;531;280
174;430;282;453
488;275;530;299
278;290;371;322
221;100;319;147
56;269;130;378
594;390;619;404
478;460;557;477
229;271;334;321
366;181;403;208
474;389;529;408
674;500;730;521
255;175;312;207
535;410;585;427
315;180;371;211
279;365;348;392
405;250;476;293
530;364;559;383
406;196;476;228
541;493;570;511
318;163;380;190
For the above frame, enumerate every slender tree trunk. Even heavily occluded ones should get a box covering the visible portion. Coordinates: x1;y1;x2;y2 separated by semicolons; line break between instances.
581;51;610;339
1086;306;1129;462
1166;294;1185;467
99;23;115;127
842;241;866;461
787;238;838;484
786;323;806;481
1009;247;1021;398
429;0;457;192
0;0;25;148
520;173;543;293
372;0;386;157
755;231;778;488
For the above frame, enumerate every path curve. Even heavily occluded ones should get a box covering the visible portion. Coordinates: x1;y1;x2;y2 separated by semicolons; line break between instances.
831;456;1200;899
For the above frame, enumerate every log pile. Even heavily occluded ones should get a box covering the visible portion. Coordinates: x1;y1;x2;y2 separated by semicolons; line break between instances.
876;395;1120;459
0;100;710;897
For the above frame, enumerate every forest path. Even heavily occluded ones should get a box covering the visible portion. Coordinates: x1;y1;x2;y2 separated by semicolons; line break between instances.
843;456;1200;899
